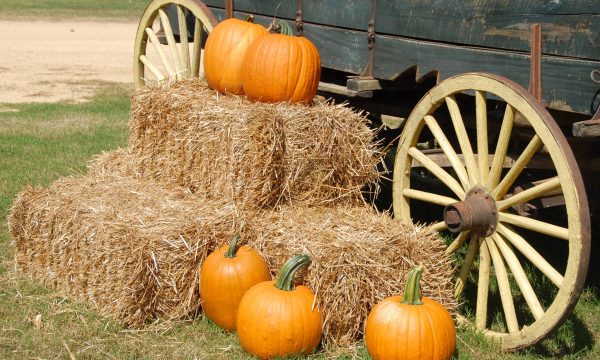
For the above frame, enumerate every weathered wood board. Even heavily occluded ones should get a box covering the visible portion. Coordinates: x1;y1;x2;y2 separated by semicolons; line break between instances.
203;0;600;60
204;2;600;115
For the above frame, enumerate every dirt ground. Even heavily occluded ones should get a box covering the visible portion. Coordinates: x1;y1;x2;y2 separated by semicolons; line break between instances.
0;20;137;103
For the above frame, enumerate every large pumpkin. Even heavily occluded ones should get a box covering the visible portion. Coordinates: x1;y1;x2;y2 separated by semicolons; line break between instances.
203;16;266;95
242;21;321;103
365;266;456;360
236;254;322;359
200;233;271;331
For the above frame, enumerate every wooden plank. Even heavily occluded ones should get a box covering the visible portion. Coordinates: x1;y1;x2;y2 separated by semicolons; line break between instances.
572;119;600;137
375;1;600;61
207;8;600;116
204;0;600;60
202;0;371;31
375;34;600;116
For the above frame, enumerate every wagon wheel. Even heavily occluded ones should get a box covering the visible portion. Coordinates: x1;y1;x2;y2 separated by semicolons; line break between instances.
133;0;218;89
393;72;590;350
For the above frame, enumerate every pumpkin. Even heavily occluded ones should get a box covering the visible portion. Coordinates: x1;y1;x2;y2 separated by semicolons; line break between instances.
236;254;322;359
200;233;271;331
365;265;456;360
203;16;267;95
241;20;321;103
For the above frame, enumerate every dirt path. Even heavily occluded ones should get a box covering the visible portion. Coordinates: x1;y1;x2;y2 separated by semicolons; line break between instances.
0;20;137;103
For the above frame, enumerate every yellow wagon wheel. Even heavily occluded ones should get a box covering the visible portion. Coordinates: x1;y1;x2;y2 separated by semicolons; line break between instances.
393;72;590;350
133;0;218;89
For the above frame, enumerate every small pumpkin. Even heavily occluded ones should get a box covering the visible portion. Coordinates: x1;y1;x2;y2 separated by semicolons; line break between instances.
200;233;271;331
203;16;267;95
236;254;322;359
242;20;321;103
365;265;456;360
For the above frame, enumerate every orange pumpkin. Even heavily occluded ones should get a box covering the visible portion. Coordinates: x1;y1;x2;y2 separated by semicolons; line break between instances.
365;266;456;360
236;254;322;359
242;21;321;103
200;233;271;331
203;16;266;95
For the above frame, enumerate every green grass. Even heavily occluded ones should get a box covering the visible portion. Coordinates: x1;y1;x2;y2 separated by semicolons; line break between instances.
0;0;148;21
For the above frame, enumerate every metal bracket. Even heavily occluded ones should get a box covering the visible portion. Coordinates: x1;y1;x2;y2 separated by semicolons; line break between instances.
528;23;542;102
225;0;233;18
360;0;377;79
296;0;303;35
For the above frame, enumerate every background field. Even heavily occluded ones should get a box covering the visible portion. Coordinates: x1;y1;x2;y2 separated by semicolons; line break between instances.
0;0;148;20
0;1;598;359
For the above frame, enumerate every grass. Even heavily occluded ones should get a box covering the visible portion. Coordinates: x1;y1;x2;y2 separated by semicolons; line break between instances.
0;0;148;21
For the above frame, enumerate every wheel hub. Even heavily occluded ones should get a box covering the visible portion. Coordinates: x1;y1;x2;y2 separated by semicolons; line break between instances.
443;188;498;236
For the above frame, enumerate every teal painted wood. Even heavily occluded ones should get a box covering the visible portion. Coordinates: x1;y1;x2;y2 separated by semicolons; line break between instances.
203;0;599;60
375;0;599;61
205;5;600;115
375;35;600;115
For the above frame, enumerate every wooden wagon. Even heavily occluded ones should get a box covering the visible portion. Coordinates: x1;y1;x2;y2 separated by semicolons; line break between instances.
132;0;600;351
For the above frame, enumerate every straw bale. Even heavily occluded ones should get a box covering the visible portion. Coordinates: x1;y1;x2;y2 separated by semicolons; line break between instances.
243;205;455;349
129;79;381;208
87;147;139;178
8;175;238;327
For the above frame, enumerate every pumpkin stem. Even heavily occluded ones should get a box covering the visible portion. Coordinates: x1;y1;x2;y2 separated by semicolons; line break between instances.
244;14;255;23
224;233;241;258
402;265;424;305
268;20;294;35
275;254;311;291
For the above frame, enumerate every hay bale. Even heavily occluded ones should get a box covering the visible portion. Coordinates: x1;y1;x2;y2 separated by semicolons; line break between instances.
87;147;139;178
129;79;381;208
8;175;238;327
244;206;455;349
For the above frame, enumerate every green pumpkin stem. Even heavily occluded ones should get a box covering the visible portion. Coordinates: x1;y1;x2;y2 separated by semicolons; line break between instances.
402;265;424;305
268;20;294;35
224;233;241;258
275;254;311;291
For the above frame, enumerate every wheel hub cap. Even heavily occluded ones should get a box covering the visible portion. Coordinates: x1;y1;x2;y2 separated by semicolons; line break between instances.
444;188;498;236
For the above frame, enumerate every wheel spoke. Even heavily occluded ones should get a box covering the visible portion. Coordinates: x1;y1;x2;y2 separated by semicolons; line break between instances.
476;91;489;185
429;221;448;232
496;176;561;211
402;189;458;206
476;237;491;331
177;5;191;77
496;223;564;287
492;135;543;200
424;115;471;190
191;18;203;77
498;211;569;241
492;233;545;320
445;231;470;256
158;9;185;78
455;233;479;298
487;104;515;189
408;147;466;198
146;27;176;76
487;236;520;333
140;55;165;81
446;96;480;185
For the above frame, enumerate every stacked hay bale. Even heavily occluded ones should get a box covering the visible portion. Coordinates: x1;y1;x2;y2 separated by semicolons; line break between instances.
89;79;381;208
11;79;455;348
9;175;238;327
245;206;454;348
